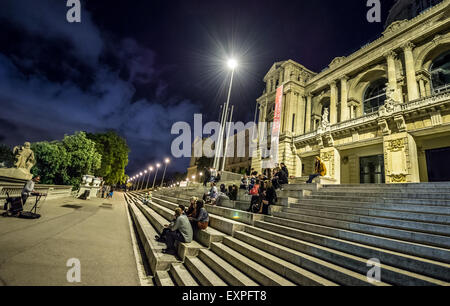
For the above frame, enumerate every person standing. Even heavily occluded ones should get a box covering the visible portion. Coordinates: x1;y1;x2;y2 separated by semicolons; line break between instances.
307;156;327;183
21;176;40;205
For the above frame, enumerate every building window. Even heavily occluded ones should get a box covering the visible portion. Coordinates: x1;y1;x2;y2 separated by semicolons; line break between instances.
292;114;296;132
430;51;450;94
363;78;387;114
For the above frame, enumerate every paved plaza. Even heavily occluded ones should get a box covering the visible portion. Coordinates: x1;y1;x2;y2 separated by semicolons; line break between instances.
0;193;141;286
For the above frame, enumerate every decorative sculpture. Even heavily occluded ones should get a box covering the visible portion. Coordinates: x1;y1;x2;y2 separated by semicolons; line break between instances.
13;142;36;171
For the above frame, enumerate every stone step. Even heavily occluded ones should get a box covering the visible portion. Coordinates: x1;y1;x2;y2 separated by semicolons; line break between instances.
152;197;246;236
258;217;450;263
321;187;450;194
131;197;206;261
126;199;180;275
184;256;228;286
287;199;450;215
170;263;199;286
198;249;259;286
239;227;448;285
155;270;175;286
282;204;450;225
250;221;450;282
313;191;450;200
322;183;450;188
210;242;295;286
280;207;450;235
222;236;340;286
306;194;450;206
271;211;450;248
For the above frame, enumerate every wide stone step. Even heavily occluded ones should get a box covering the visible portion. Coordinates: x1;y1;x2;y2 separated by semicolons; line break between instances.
155;270;175;286
282;204;450;225
307;194;450;206
240;227;449;285
184;256;228;286
210;242;295;286
313;191;450;200
222;236;340;286
198;249;259;286
258;218;450;263
288;199;450;215
170;263;199;286
322;183;450;188
271;211;450;248
126;199;179;275
152;197;246;236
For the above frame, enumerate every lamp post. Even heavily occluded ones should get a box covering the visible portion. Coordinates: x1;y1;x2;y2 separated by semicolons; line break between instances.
221;104;234;171
152;163;161;189
146;166;153;190
142;170;148;190
216;59;237;171
160;158;170;188
137;173;143;190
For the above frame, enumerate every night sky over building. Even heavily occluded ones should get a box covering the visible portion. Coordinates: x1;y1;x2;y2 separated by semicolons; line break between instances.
0;0;397;175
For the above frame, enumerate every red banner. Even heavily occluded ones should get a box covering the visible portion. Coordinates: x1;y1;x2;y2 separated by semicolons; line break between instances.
271;85;283;166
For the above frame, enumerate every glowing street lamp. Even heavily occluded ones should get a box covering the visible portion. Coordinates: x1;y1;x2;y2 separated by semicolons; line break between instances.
160;158;170;188
152;163;161;189
145;166;154;190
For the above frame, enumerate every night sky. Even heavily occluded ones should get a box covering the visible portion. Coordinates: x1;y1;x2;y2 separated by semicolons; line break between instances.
0;0;396;177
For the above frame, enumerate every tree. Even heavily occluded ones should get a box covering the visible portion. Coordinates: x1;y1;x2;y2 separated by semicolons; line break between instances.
195;156;213;171
62;132;101;188
31;132;101;189
86;131;130;185
0;144;15;167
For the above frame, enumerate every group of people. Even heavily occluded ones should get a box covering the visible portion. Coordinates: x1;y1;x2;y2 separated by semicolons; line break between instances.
202;182;238;206
155;197;209;255
240;163;290;192
202;168;221;187
101;185;114;199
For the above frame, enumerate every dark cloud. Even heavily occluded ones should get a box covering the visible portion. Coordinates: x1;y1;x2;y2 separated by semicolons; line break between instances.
0;0;200;175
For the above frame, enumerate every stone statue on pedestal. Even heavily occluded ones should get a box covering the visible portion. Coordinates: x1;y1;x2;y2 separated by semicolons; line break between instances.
13;142;36;171
0;142;36;181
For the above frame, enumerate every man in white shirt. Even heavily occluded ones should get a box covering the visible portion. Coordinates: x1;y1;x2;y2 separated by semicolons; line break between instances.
21;176;40;205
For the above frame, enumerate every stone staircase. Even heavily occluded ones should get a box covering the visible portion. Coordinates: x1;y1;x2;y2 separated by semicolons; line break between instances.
124;182;450;286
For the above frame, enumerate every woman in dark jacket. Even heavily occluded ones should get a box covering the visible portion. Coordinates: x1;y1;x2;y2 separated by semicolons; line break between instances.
189;200;209;231
260;181;277;215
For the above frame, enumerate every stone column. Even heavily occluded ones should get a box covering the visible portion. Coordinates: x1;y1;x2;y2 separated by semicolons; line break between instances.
403;42;420;101
297;94;306;135
279;69;284;85
383;132;420;183
305;94;312;133
419;79;426;98
320;147;341;184
385;51;397;90
282;92;291;133
340;76;349;121
330;81;338;124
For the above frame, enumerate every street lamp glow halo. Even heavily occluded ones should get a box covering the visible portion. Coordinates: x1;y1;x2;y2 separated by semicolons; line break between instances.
227;59;238;70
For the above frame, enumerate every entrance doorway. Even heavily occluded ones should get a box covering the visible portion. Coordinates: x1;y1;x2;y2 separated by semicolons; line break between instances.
360;155;385;184
426;147;450;182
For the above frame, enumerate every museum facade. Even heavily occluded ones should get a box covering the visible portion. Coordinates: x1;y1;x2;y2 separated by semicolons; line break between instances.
251;0;450;184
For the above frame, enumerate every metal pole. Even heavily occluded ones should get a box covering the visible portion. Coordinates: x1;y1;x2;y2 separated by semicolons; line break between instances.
137;175;142;190
145;171;152;190
160;163;168;188
152;167;160;189
214;103;227;169
218;69;235;170
216;105;229;170
221;105;234;171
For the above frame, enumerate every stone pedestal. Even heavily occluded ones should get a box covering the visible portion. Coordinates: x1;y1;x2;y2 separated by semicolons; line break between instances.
383;132;420;183
320;147;341;184
0;168;33;181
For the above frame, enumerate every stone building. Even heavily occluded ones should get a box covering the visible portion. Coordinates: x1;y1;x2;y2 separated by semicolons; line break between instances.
251;0;450;184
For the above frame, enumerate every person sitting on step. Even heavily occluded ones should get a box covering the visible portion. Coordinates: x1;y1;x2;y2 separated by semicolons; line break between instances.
203;182;218;205
162;208;193;255
307;156;327;183
246;180;261;212
259;180;277;215
188;200;209;232
186;196;198;217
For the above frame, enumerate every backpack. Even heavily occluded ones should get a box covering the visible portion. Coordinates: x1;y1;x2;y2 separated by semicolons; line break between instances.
249;185;259;196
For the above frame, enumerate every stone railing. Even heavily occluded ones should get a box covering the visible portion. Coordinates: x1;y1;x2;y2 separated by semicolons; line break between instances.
294;91;450;143
0;183;73;200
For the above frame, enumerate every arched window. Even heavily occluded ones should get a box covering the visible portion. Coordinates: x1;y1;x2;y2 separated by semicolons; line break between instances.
363;78;387;114
430;51;450;94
